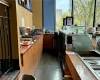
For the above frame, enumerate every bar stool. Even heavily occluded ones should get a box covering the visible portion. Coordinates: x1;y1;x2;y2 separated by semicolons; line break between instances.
19;74;36;80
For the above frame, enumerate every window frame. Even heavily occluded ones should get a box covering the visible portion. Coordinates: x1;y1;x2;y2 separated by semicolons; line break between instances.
72;0;97;27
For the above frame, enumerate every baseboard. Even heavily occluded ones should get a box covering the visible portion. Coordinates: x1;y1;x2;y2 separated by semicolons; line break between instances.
12;59;20;70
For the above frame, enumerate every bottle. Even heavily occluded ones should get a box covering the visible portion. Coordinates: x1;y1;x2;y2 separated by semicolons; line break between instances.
19;0;21;4
67;35;72;50
21;0;25;6
29;0;32;11
27;0;29;9
76;29;78;34
63;18;66;26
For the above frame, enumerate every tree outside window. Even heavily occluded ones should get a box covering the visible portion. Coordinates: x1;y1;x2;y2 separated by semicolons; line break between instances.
56;0;71;31
74;0;95;27
56;0;96;32
96;0;100;27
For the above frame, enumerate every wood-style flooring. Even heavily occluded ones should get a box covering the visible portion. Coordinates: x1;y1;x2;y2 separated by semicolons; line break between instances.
34;53;63;80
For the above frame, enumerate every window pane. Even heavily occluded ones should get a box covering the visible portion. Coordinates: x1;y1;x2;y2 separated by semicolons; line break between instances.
56;0;72;31
96;0;100;27
74;0;94;27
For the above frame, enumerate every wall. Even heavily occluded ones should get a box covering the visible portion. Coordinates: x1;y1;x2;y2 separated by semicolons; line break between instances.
15;0;33;69
43;0;55;30
31;0;43;29
16;3;33;27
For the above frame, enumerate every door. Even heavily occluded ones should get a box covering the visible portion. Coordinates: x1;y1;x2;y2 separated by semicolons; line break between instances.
0;4;12;76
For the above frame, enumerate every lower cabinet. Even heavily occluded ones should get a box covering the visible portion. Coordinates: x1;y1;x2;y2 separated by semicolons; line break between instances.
43;34;54;50
17;35;43;79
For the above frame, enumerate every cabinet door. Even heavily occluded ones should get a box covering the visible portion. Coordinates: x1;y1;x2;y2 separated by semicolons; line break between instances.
43;34;54;49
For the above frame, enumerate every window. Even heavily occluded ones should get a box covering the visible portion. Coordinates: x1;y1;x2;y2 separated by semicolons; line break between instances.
74;0;95;27
56;0;72;31
96;0;100;27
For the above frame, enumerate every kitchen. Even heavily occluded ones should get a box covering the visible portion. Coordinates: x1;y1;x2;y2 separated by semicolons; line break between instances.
0;0;100;80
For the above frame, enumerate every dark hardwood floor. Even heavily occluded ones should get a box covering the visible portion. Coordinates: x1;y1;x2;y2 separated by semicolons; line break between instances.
34;53;63;80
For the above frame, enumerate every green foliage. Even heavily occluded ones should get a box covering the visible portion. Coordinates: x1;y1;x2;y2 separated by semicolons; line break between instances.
74;0;95;27
56;0;100;31
56;12;71;31
96;0;100;26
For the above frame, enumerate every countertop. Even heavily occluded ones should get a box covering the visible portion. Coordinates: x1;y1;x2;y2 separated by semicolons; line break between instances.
44;33;54;34
66;51;97;80
20;35;42;54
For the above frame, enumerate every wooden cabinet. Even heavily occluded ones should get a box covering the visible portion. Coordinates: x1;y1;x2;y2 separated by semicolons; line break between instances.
43;34;54;49
17;35;43;79
65;51;97;80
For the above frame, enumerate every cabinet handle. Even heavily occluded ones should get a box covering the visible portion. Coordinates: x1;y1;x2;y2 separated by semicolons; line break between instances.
21;54;24;66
